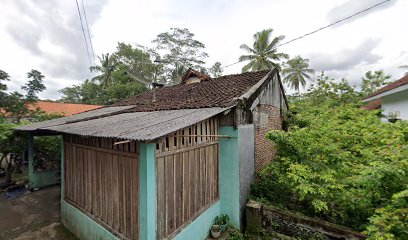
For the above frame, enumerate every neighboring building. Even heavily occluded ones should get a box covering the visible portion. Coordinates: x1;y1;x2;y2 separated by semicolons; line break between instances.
363;74;408;121
28;100;102;116
17;68;288;240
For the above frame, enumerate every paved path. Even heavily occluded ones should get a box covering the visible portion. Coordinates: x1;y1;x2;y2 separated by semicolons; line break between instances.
0;185;70;240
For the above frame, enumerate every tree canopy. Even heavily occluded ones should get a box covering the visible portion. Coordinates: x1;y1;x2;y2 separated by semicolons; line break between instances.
282;56;315;95
251;74;407;239
239;28;288;72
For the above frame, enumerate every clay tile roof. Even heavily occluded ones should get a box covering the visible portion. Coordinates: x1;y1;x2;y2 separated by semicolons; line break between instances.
364;75;408;100
113;69;272;112
181;68;211;84
361;99;381;110
28;101;102;116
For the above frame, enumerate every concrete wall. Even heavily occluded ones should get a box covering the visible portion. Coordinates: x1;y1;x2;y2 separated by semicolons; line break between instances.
246;201;366;240
219;126;241;228
173;201;221;240
382;90;408;121
238;124;255;228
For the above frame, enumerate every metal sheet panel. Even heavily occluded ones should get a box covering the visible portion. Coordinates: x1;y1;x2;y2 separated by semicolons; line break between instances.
16;106;135;131
44;108;228;141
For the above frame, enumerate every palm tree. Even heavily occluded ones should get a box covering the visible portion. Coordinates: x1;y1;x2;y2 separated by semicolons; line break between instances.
90;53;118;86
399;65;408;76
282;56;315;95
239;29;289;72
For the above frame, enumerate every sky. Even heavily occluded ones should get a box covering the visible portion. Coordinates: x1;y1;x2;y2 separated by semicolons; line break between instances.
0;0;407;100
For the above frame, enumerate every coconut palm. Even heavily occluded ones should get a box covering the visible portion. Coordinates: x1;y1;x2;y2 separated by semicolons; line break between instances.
282;56;315;95
90;53;118;86
239;29;289;72
399;65;408;76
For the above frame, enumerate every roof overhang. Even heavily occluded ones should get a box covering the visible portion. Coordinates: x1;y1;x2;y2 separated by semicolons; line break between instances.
363;84;408;102
16;107;229;142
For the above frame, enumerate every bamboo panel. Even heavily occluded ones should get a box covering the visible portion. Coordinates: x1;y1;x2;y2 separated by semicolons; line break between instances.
155;117;220;239
64;136;140;240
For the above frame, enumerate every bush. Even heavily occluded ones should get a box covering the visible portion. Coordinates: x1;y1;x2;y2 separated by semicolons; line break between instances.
251;76;407;238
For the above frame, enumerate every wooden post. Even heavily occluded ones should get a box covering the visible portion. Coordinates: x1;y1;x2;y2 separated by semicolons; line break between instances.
28;133;35;188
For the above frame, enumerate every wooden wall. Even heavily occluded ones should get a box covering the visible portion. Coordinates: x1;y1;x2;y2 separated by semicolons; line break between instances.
64;135;139;240
155;117;220;239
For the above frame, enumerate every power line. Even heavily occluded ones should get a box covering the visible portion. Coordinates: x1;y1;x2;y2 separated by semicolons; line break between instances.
75;0;92;65
81;0;96;64
223;0;392;69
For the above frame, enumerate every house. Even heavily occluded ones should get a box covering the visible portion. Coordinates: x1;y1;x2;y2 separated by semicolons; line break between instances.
16;68;288;240
363;74;408;121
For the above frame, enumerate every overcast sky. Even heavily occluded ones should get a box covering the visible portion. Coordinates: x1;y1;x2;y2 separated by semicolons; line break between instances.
0;0;407;100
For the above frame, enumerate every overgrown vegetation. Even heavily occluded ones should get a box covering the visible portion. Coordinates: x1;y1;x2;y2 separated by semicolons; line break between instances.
251;73;407;239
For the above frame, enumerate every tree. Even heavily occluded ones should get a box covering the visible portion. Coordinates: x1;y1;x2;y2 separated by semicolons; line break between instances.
90;53;118;87
239;29;289;72
21;70;46;102
399;65;408;76
360;70;391;95
113;42;155;85
152;28;209;84
282;56;315;95
0;69;10;110
209;62;223;78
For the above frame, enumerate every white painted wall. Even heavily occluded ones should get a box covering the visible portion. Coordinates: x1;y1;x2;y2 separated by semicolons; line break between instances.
382;89;408;121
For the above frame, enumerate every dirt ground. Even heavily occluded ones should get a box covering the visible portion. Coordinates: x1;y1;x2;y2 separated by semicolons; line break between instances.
0;185;76;240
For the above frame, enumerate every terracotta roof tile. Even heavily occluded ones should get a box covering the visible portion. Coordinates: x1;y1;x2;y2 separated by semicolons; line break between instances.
113;70;272;112
364;75;408;99
361;99;381;110
29;101;102;116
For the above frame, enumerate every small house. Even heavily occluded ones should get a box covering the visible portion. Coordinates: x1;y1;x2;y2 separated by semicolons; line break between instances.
363;74;408;121
17;68;288;240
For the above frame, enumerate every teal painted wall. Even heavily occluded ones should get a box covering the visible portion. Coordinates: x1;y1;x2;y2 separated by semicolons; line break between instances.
28;134;59;189
173;201;221;240
219;126;240;228
140;143;156;240
61;200;119;240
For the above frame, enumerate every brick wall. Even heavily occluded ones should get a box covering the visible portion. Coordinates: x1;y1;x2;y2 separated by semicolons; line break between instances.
254;105;282;171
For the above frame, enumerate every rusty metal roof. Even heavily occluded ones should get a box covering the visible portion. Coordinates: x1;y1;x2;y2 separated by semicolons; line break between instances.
18;107;228;141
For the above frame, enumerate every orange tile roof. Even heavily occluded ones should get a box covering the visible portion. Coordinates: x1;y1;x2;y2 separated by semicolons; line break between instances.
361;99;381;110
28;101;102;116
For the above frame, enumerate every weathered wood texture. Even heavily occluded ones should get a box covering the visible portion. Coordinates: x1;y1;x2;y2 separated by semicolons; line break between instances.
155;118;220;239
64;135;139;240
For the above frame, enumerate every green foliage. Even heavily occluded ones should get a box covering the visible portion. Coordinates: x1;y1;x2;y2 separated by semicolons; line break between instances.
282;56;315;94
152;27;209;84
22;69;46;101
239;29;289;72
214;214;230;225
209;62;223;78
251;75;408;238
227;229;245;240
360;70;391;95
365;189;408;240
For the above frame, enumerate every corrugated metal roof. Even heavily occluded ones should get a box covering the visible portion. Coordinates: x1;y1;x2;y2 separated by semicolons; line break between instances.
16;106;135;131
19;107;228;141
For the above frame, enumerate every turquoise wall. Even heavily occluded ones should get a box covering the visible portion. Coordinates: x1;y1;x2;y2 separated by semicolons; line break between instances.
61;200;119;240
28;134;59;189
173;201;221;240
219;126;240;228
139;143;156;240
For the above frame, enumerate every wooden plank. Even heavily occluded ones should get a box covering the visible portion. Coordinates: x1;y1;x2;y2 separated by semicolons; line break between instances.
175;153;183;229
156;157;165;239
155;141;219;158
112;154;119;230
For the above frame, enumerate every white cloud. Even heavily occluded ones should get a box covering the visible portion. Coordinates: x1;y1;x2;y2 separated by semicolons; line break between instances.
0;0;407;99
